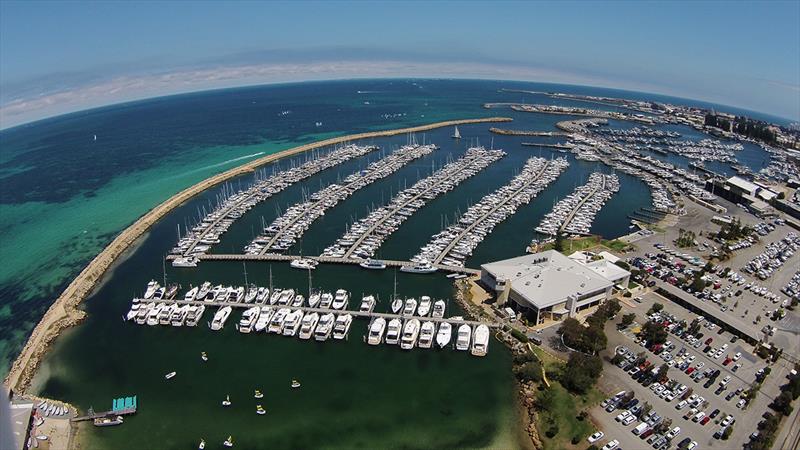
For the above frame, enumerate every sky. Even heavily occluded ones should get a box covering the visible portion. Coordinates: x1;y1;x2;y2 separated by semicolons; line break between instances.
1;1;798;128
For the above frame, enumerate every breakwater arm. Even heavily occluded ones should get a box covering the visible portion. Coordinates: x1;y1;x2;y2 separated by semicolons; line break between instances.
3;116;512;393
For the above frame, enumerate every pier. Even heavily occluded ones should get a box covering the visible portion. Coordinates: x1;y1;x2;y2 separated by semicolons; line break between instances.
489;127;566;137
535;172;619;237
170;253;480;275
141;298;498;329
521;142;571;150
558;173;605;234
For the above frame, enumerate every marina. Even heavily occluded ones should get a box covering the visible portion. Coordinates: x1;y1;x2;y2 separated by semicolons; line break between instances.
535;172;620;236
246;143;437;255
412;156;570;267
321;146;506;260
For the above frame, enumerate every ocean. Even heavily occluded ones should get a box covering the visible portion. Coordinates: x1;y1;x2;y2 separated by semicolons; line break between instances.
0;79;772;448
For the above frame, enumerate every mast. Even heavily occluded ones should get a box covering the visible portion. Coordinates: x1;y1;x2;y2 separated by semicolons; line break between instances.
269;265;273;292
243;262;248;286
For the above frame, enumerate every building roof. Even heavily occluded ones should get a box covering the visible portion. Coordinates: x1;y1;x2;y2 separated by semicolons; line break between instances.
726;176;759;195
585;259;630;282
481;250;619;310
598;251;621;263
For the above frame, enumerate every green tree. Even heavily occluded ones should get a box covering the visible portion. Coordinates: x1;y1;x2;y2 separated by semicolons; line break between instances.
561;353;603;394
647;303;664;315
620;313;636;328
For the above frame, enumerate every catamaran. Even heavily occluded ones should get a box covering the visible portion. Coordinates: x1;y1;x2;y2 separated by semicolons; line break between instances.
332;314;353;339
400;319;421;350
282;309;304;336
253;307;273;332
210;306;233;331
456;324;472;350
417;296;432;316
471;324;490;357
367;318;386;345
298;312;319;339
385;318;402;345
418;321;435;348
359;295;376;312
314;313;335;341
268;308;290;333
436;322;452;348
402;298;417;316
238;306;260;333
332;289;349;310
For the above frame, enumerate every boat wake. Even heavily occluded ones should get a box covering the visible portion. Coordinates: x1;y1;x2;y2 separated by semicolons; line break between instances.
173;152;266;178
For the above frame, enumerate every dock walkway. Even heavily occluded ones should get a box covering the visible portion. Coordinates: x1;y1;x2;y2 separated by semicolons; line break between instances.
72;407;137;422
558;174;605;233
146;298;498;328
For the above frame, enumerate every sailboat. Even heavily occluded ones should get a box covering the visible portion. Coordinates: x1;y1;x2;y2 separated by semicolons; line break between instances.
452;126;461;139
222;395;231;407
223;436;234;447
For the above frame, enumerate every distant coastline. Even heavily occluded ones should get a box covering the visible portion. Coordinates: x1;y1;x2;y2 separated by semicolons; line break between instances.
3;116;512;394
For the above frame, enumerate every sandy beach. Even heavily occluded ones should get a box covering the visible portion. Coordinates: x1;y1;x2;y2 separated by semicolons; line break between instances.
3;116;512;394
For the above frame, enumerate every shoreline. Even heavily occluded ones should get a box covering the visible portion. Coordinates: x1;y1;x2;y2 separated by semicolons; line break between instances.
3;116;512;394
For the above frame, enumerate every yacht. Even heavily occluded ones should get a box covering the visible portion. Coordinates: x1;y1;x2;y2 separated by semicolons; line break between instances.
231;286;245;302
319;292;334;308
417;296;432;316
402;298;417;316
184;286;199;302
399;261;437;274
332;314;353;339
268;289;282;305
221;395;231;407
165;285;179;299
152;287;166;300
158;304;176;325
298;312;319;339
135;303;153;324
367;318;386;345
456;324;472;350
165;371;176;380
400;319;421;350
146;304;164;325
432;299;446;318
126;302;140;321
291;294;305;308
471;324;490;357
144;280;159;299
452;125;461;139
282;309;304;336
255;287;270;304
170;305;189;326
391;299;403;314
256;405;266;415
253;307;273;332
244;286;258;303
223;436;233;448
196;282;212;300
308;292;321;308
186;305;205;326
290;258;318;270
277;289;295;306
436;322;452;348
210;306;233;331
238;306;260;333
359;258;387;270
268;308;290;333
314;313;335;341
332;289;349;310
385;319;402;345
359;295;376;312
418;321;435;348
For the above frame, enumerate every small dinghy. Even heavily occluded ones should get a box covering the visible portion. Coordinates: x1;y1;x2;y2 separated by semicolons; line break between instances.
254;390;263;399
165;371;176;380
256;405;266;415
222;395;231;407
291;380;301;389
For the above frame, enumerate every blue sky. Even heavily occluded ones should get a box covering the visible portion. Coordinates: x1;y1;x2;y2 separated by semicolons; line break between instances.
1;1;798;127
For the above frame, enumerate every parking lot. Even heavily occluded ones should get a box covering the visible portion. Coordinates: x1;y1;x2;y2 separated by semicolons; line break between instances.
589;291;791;450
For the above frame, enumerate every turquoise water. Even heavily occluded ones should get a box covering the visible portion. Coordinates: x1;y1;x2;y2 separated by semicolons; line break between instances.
0;79;773;449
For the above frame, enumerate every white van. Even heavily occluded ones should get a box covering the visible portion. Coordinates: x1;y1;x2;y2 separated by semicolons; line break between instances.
632;422;650;435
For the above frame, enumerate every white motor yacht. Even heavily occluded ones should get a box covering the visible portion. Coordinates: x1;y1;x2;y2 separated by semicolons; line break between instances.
319;292;334;308
402;298;417;316
144;280;159;299
471;324;490;357
268;289;282;305
400;319;421;350
456;324;472;350
158;304;176;325
417;296;432;316
332;289;349;310
282;309;304;336
136;303;153;324
238;306;260;333
399;261;437;274
255;287;270;304
385;318;402;345
210;306;233;331
184;286;199;302
170;305;189;326
308;292;321;308
196;282;211;300
291;294;305;307
298;312;319;339
359;258;387;270
186;305;205;327
314;313;335;341
432;299;446;318
391;298;403;314
268;308;290;333
367;318;386;345
418;321;435;348
244;286;258;303
436;322;452;348
146;304;164;326
332;314;353;339
290;258;318;270
359;295;376;312
126;302;140;321
277;289;295;306
253;307;273;332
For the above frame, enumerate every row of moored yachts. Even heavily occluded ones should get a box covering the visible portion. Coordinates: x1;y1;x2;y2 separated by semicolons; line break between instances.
535;172;620;236
245;144;437;254
170;144;378;265
367;317;489;356
321;147;505;260
412;156;569;267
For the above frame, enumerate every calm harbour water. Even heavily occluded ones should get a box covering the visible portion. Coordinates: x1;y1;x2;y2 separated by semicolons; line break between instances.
0;79;773;449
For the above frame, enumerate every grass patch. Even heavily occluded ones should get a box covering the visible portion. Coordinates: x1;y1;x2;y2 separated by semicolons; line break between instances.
536;381;604;450
538;235;632;254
